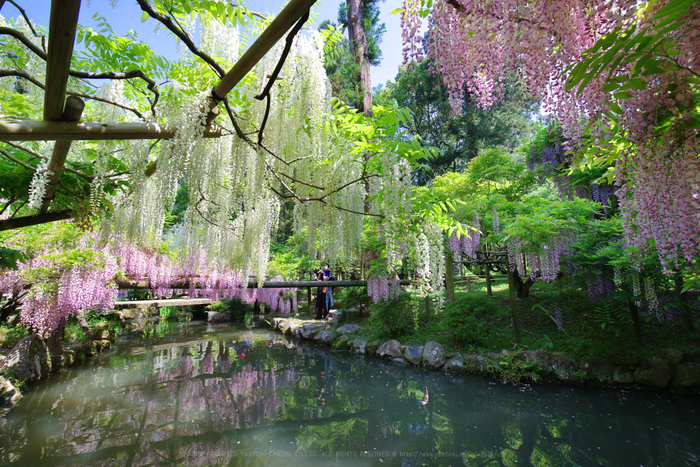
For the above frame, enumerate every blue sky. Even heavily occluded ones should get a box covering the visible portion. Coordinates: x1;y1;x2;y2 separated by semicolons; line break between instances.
4;0;404;87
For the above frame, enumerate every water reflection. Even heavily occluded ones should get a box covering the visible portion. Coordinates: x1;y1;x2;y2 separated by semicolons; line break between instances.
1;321;699;466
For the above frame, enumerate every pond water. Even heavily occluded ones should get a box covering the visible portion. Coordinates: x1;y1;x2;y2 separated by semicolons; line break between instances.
1;320;699;466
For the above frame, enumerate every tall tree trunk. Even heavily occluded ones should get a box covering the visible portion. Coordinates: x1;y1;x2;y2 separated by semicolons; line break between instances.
347;0;372;117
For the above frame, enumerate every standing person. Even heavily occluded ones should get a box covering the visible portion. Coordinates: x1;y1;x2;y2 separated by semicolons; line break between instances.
314;266;327;320
322;262;334;318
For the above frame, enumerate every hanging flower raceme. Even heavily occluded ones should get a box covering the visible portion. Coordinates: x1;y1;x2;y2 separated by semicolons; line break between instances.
367;274;401;303
12;249;119;335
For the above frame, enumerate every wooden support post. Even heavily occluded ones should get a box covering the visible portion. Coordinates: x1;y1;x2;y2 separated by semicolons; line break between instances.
307;287;312;314
43;0;81;121
485;266;492;296
446;254;455;304
40;96;84;212
466;278;471;293
424;294;431;322
506;261;521;345
459;262;465;282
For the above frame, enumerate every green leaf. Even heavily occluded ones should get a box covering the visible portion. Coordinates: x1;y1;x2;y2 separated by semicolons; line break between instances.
619;77;647;91
390;8;405;15
601;82;620;93
609;102;624;114
141;11;149;23
652;0;696;22
613;91;634;99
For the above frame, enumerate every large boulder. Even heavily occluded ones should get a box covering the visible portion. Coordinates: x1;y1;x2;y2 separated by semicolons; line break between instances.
279;320;299;336
613;366;635;384
336;324;361;335
332;336;351;350
464;355;490;374
298;322;322;340
403;346;424;366
660;348;684;367
271;318;286;331
422;341;446;369
634;357;671;388
549;353;578;382
0;375;21;406
581;357;615;384
91;322;112;340
674;365;700;388
207;311;231;323
315;330;335;345
377;340;403;359
444;355;467;372
521;350;552;371
1;334;52;384
609;352;640;366
350;339;366;355
366;341;381;357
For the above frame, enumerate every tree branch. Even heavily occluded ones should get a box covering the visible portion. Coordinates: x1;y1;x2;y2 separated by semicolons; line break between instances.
0;147;34;171
0;27;159;116
0;69;146;120
1;141;92;180
6;0;46;51
136;0;226;78
254;9;309;144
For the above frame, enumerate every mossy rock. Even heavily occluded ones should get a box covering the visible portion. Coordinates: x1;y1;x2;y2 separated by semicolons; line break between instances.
366;341;381;357
332;336;350;351
1;334;52;384
63;350;76;366
91;322;111;340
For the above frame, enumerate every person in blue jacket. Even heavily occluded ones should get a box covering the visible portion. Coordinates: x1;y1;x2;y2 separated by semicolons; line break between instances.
314;262;333;320
322;262;334;316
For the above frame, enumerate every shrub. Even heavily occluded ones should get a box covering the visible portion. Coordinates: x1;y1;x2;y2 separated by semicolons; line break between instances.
0;324;30;348
443;295;501;347
206;299;253;321
335;286;373;315
160;306;178;318
368;293;421;339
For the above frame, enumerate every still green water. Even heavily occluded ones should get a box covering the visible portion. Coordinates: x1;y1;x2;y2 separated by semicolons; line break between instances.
1;320;699;466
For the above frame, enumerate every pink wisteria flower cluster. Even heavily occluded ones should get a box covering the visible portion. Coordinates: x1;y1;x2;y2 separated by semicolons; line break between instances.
1;242;299;334
448;213;481;260
402;0;700;269
508;231;577;282
11;251;119;334
367;274;401;303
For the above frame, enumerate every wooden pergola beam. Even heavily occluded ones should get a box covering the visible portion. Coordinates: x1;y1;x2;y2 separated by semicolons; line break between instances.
116;279;413;290
0;120;222;141
0;209;72;231
210;0;317;101
43;0;81;121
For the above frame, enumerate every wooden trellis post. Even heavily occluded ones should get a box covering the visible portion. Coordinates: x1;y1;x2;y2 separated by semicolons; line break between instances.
505;256;521;345
445;254;455;304
485;265;492;296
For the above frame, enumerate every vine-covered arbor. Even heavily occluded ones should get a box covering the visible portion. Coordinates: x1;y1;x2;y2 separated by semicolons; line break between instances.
0;0;316;229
